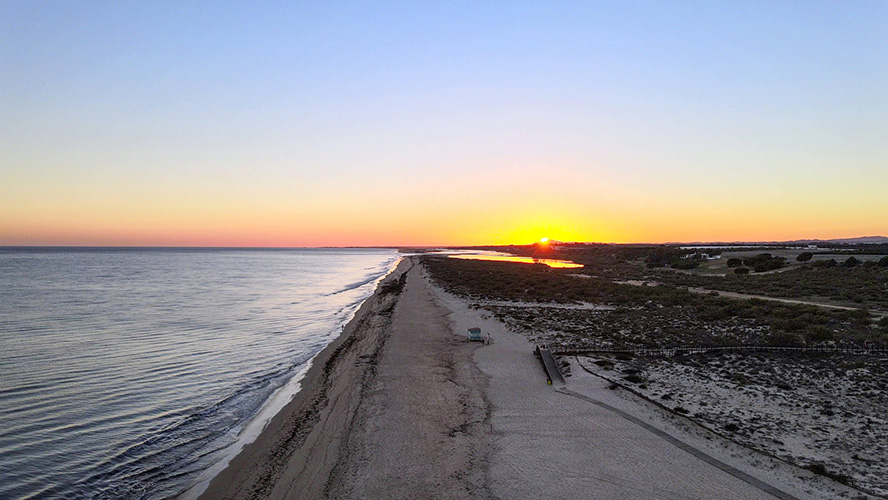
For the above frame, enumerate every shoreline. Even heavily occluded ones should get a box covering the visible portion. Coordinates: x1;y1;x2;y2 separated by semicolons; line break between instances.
195;256;870;500
178;256;402;500
196;257;491;499
195;258;413;499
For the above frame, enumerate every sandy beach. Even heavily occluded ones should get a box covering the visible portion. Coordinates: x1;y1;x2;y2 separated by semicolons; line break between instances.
199;257;872;499
199;257;490;499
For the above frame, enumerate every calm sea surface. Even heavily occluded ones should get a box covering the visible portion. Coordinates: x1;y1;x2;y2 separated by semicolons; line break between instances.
0;248;400;499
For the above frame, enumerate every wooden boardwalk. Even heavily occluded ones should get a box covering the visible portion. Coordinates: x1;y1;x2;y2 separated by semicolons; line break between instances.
554;344;888;357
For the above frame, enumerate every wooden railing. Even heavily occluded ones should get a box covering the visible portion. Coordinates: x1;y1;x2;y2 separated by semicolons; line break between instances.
553;345;888;357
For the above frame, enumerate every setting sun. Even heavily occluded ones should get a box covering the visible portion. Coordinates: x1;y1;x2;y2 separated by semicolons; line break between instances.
540;237;549;243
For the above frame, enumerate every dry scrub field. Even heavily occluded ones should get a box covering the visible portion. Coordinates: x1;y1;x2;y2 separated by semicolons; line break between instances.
424;254;888;498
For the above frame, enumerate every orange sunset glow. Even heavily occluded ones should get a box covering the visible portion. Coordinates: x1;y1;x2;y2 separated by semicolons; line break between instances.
4;177;885;247
2;3;886;247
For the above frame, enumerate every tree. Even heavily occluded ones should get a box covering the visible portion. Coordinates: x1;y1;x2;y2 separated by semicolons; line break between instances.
796;252;813;263
671;259;699;270
843;256;860;268
748;254;785;272
726;258;742;267
879;256;888;267
744;253;773;267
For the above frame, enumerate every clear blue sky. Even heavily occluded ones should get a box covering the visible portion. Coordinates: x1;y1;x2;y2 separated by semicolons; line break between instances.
2;1;886;245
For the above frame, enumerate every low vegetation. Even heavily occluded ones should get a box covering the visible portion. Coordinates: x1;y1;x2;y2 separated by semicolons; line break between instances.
422;256;883;352
473;243;888;311
582;351;888;495
653;263;888;310
742;253;786;272
427;245;888;496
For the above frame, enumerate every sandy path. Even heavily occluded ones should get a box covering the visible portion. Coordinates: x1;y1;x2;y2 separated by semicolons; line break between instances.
619;279;885;317
686;287;865;311
687;287;887;318
475;300;614;311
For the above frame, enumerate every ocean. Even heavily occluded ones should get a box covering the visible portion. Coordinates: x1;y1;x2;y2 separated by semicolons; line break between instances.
0;248;400;500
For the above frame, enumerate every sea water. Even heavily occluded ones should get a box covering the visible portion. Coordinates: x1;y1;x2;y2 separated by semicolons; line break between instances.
0;248;399;499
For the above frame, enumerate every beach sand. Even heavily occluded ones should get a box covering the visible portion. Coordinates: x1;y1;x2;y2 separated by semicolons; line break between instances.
199;257;869;499
199;258;489;499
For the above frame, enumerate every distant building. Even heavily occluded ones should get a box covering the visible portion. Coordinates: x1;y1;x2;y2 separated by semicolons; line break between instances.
684;252;722;260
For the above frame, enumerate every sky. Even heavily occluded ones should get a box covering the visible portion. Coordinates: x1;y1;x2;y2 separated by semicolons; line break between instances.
2;1;886;246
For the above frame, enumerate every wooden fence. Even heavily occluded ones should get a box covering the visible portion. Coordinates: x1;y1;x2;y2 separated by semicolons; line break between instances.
553;345;888;358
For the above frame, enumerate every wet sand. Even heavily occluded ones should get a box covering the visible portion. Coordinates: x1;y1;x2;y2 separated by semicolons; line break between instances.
199;257;866;499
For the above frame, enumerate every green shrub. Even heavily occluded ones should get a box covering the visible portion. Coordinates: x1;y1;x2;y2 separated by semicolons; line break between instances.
743;253;772;266
734;267;750;275
805;326;834;342
670;259;699;270
759;258;785;272
726;258;742;267
812;259;837;268
773;318;806;332
765;331;804;346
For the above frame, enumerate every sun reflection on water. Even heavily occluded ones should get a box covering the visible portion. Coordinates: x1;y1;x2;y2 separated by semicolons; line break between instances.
449;253;583;269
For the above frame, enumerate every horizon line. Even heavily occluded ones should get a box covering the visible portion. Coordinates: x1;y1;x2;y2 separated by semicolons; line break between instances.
3;235;887;251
